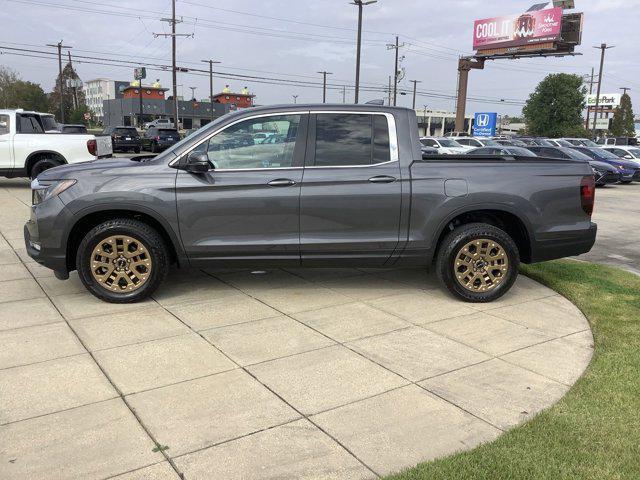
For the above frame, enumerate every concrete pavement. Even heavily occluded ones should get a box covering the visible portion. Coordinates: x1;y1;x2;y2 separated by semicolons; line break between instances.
0;178;594;479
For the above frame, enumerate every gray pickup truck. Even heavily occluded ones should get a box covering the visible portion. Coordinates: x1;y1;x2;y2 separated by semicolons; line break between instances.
25;104;597;303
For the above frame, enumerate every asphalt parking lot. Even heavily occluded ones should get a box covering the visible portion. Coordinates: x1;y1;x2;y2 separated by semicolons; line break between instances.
0;176;609;479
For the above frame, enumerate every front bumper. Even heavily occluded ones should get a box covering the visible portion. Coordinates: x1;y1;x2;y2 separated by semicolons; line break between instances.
24;197;73;277
529;223;597;263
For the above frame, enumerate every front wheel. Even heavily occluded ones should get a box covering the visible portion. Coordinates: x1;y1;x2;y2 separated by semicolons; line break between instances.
76;218;169;303
436;223;519;303
30;158;61;179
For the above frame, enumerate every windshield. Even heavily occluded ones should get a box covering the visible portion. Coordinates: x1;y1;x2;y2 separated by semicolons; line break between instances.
62;126;86;134
508;147;536;156
479;139;499;146
580;139;599;147
628;149;640;158
158;129;179;138
438;139;463;147
554;139;574;147
559;148;592;161
592;148;622;160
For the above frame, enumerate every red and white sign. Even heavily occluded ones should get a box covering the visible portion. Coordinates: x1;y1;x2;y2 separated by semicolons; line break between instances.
473;7;563;51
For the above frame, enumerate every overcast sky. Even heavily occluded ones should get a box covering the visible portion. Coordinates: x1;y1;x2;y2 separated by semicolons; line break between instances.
2;0;640;116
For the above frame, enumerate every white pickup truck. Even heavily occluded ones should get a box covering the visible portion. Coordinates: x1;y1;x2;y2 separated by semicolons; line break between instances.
0;109;112;179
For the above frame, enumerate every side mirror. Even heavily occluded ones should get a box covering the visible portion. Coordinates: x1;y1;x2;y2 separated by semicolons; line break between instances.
184;151;211;174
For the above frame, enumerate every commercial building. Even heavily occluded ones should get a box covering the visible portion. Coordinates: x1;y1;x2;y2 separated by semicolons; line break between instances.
416;108;473;136
85;79;130;122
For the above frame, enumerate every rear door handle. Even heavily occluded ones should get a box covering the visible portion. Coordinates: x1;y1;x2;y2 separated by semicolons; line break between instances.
268;178;296;187
368;175;397;184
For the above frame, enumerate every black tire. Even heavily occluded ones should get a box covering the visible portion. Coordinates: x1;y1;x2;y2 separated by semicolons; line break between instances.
76;218;169;303
134;147;141;154
435;222;520;303
30;158;62;179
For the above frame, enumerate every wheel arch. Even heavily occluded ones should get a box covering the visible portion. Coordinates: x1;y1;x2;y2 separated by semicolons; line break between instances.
25;150;67;177
432;207;532;264
65;207;184;272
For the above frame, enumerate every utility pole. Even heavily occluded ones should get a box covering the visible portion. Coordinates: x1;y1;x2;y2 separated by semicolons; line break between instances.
154;0;193;129
387;76;392;106
292;95;298;104
317;71;332;103
386;36;405;106
584;68;596;130
592;44;614;136
201;59;221;121
351;0;377;104
409;80;421;110
46;40;72;123
620;86;631;96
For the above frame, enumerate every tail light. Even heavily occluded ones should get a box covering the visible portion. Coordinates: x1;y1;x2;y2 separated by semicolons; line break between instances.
155;136;160;141
580;175;595;216
87;139;98;156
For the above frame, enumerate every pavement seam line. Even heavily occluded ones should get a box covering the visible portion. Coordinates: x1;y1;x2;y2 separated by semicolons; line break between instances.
0;230;187;480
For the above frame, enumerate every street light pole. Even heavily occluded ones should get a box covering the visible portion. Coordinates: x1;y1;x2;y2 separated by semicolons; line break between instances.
351;0;377;104
317;71;333;103
292;95;298;104
201;59;221;121
592;43;614;136
410;80;421;110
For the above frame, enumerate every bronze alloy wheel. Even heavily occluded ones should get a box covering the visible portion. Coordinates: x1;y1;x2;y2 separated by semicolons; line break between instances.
453;238;509;292
90;235;152;293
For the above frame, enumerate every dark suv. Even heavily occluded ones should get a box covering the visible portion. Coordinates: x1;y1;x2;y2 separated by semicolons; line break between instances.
103;126;141;153
143;127;180;153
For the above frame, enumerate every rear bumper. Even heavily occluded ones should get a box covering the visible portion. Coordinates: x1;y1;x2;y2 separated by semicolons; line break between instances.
113;140;142;150
529;223;597;263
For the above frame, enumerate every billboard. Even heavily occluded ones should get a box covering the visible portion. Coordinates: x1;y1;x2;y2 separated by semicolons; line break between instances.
473;7;563;51
473;112;498;137
586;93;621;108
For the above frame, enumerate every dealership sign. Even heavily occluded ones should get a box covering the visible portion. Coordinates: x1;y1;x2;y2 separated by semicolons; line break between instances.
473;112;498;137
594;117;611;130
586;93;621;108
473;7;562;50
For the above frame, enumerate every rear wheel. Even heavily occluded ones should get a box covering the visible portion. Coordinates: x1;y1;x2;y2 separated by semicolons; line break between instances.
30;158;62;179
76;218;169;303
436;223;519;303
134;147;141;154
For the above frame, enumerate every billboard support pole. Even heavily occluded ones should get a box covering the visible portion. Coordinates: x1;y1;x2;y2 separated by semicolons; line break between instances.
592;43;614;137
455;57;484;133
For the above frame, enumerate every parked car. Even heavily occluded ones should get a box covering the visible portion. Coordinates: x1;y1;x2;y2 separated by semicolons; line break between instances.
596;136;638;146
419;137;468;154
513;137;555;147
571;146;640;183
466;146;536;157
561;138;600;148
443;131;468;137
103;126;142;153
25;104;597;305
0;109;112;179
142;127;180;153
57;124;88;134
143;118;174;129
545;138;576;148
455;137;500;148
526;146;621;186
601;145;640;161
494;138;527;147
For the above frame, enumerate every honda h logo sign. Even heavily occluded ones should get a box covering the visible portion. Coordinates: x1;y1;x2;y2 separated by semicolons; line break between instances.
476;114;490;127
473;112;497;137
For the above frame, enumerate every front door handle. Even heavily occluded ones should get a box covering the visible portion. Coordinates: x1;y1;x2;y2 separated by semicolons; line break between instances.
368;175;397;184
268;178;296;187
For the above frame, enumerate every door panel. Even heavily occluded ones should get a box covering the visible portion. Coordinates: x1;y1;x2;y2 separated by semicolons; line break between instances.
176;114;307;266
300;113;402;266
0;114;12;170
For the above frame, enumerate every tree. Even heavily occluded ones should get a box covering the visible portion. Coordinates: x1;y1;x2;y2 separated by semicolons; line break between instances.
609;93;635;137
0;66;49;111
69;105;91;125
523;73;587;137
49;61;87;122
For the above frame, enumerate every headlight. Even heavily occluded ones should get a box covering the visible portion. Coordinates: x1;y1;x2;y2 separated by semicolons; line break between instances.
31;179;76;205
616;165;625;170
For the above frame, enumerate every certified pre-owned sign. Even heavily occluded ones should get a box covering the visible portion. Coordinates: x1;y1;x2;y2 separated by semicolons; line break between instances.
473;112;498;137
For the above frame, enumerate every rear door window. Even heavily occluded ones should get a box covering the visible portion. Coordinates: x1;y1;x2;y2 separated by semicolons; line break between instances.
314;114;373;167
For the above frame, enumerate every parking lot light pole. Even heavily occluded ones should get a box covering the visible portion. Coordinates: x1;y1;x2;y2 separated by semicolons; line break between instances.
292;95;298;104
410;80;421;110
351;0;377;104
318;71;333;103
201;59;221;121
